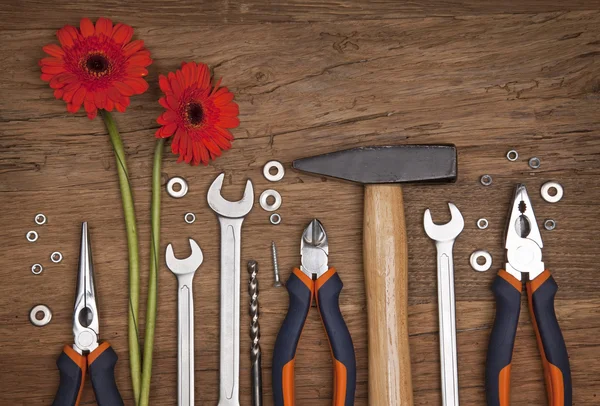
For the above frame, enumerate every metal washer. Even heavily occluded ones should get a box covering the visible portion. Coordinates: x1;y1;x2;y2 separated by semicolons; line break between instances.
541;181;563;203
31;264;43;275
51;251;63;263
263;161;285;182
470;250;492;272
26;230;38;242
544;219;557;231
260;190;282;212
506;150;518;162
35;213;47;225
166;177;189;198
270;213;282;225
477;218;489;230
30;305;52;327
480;175;493;186
184;212;196;224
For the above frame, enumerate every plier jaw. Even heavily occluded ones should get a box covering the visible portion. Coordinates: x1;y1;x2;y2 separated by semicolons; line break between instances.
300;219;329;279
72;222;100;355
504;184;545;281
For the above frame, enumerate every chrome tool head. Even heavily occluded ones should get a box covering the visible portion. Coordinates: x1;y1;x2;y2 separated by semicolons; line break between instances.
73;222;99;354
207;173;254;219
300;219;329;278
505;184;544;281
423;203;465;242
165;238;204;276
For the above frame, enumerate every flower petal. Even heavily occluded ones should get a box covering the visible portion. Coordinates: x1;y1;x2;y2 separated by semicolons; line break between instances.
42;44;65;58
123;77;149;94
40;57;64;67
112;23;133;44
123;40;144;57
80;18;95;37
67;102;80;113
95;17;113;37
125;65;148;77
57;25;78;48
41;65;66;74
94;91;107;109
113;81;135;96
128;54;152;67
162;122;177;137
158;74;171;93
72;86;87;107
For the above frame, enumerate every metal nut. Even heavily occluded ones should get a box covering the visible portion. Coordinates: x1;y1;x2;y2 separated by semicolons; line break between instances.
506;150;518;162
50;251;63;263
269;213;282;225
166;176;189;198
30;305;52;327
26;230;38;242
480;175;493;186
477;218;489;230
541;181;563;203
184;212;196;224
35;213;47;225
544;219;556;231
528;157;541;169
470;250;492;272
31;264;43;275
263;161;285;182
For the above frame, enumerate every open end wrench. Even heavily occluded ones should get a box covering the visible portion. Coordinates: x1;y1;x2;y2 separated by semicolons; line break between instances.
165;238;203;406
207;173;254;406
423;203;464;406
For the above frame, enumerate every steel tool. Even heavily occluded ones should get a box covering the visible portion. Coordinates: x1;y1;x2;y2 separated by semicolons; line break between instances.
272;219;356;406
53;222;123;406
165;238;204;406
247;260;263;406
424;203;464;406
293;145;457;405
207;172;254;406
486;184;571;406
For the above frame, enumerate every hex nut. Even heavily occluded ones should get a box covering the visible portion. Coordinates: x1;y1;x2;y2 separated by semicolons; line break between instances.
544;219;556;231
480;175;493;186
270;213;282;225
184;212;196;224
528;157;541;169
477;218;489;230
506;150;519;162
35;213;47;225
26;231;38;242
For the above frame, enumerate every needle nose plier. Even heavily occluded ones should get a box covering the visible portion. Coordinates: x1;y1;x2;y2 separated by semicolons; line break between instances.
486;184;572;406
52;222;123;406
272;219;356;406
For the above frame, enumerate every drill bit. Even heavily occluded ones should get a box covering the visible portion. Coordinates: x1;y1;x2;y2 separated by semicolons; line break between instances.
247;260;263;406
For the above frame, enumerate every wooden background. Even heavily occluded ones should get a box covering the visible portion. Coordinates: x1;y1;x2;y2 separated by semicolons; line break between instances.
1;1;599;405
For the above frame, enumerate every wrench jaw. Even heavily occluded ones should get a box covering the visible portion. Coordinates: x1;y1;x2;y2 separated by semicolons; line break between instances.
207;173;254;219
423;203;465;242
165;239;204;276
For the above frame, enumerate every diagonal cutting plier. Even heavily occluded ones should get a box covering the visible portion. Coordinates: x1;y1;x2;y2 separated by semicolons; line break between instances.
52;222;123;406
272;219;356;406
486;184;572;406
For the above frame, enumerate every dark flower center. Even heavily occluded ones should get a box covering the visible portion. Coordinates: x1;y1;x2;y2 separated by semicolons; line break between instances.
186;102;204;126
85;54;110;76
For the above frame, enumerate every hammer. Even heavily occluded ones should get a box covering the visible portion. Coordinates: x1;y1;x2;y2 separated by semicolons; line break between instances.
293;145;457;405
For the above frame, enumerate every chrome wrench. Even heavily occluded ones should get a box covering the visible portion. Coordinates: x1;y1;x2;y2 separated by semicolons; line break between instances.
165;238;204;406
423;203;464;406
207;173;254;406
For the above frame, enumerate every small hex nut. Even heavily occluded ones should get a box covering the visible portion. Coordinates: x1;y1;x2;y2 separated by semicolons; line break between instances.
528;157;541;169
544;219;556;231
480;175;493;186
477;218;489;230
506;150;518;162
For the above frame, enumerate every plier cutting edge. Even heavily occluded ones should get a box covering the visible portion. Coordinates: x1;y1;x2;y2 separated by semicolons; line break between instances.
272;219;356;406
486;184;572;406
53;222;123;406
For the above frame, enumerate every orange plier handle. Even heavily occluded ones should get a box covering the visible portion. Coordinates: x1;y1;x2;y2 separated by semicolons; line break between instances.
486;270;572;406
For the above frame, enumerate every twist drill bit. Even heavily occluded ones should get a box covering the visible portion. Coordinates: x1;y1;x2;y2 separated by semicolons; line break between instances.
247;260;263;406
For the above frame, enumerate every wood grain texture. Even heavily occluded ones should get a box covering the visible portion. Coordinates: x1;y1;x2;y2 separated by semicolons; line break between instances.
363;185;413;406
1;1;600;405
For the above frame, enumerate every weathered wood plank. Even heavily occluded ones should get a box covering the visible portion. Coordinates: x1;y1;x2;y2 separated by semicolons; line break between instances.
1;4;599;406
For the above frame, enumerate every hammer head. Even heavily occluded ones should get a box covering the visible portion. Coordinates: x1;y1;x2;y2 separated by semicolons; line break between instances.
292;145;457;184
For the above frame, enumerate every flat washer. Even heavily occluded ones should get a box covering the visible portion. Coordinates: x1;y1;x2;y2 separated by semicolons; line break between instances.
30;305;52;327
470;250;492;272
263;161;285;182
270;213;282;225
506;150;518;162
260;189;282;212
50;251;63;263
166;176;189;198
35;213;47;225
31;264;43;275
541;181;563;203
26;230;38;242
477;218;489;230
184;212;196;224
480;175;493;186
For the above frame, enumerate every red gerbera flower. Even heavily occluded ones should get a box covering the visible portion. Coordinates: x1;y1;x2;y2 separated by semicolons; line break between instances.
39;17;152;119
155;62;240;165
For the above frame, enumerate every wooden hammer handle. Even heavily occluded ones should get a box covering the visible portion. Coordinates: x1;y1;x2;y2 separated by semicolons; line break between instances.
363;184;414;406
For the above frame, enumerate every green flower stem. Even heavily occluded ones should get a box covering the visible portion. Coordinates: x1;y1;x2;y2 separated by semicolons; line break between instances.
139;138;164;406
100;110;141;403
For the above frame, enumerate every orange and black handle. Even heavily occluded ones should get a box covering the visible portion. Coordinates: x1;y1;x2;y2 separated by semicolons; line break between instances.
526;270;572;406
486;270;572;406
272;268;356;406
53;342;123;406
